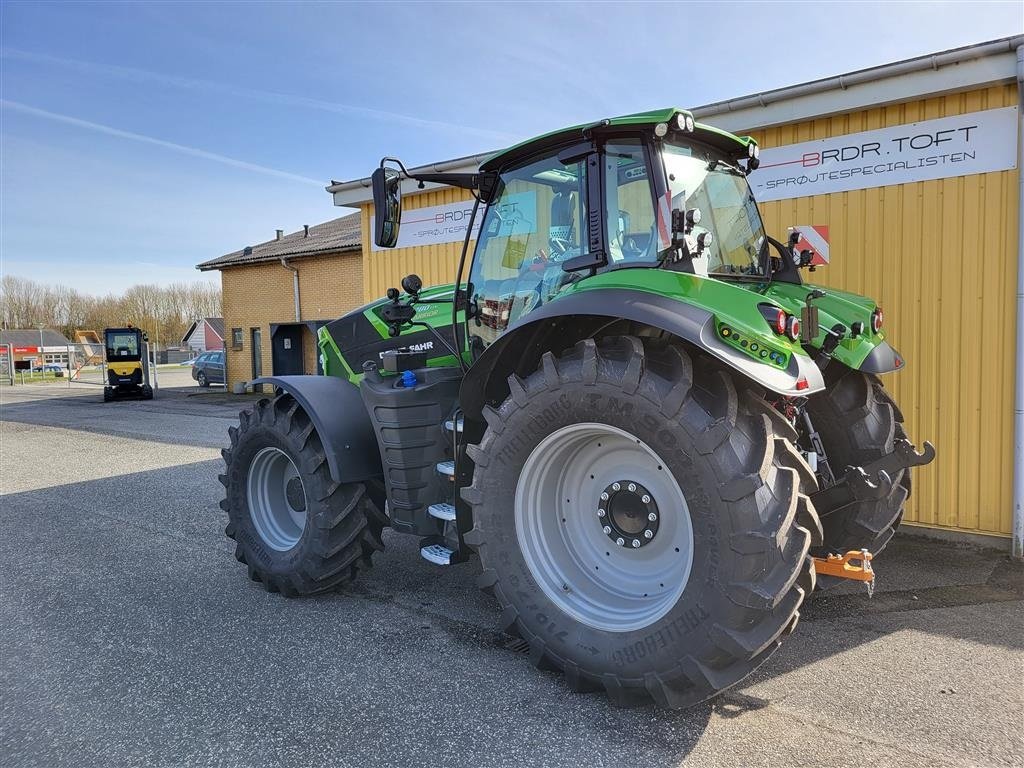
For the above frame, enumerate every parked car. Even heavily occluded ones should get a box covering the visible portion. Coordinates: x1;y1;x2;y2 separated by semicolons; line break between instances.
32;363;65;376
191;350;225;387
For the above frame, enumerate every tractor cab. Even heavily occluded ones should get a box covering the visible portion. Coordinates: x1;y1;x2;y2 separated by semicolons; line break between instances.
103;326;153;401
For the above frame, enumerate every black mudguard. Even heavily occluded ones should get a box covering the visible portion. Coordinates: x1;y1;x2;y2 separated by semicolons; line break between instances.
252;375;382;484
858;341;905;375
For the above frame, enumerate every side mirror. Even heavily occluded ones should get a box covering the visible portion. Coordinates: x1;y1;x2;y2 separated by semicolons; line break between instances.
372;165;402;248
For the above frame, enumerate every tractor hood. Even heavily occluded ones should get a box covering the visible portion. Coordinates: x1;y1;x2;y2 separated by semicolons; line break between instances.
758;281;903;374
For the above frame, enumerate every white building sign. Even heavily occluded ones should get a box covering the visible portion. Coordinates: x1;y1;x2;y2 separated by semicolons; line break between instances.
751;106;1018;203
371;199;480;251
372;192;537;251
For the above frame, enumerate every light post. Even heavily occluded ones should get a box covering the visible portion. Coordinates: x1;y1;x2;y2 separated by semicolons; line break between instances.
35;322;45;377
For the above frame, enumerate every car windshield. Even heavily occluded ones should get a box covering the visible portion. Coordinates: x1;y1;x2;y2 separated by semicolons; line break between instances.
662;141;766;278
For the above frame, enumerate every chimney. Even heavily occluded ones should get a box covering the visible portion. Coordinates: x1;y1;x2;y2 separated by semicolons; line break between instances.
303;224;310;238
276;229;284;240
243;246;253;256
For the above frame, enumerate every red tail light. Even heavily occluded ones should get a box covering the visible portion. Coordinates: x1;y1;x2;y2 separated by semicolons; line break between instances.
759;304;789;335
871;307;884;334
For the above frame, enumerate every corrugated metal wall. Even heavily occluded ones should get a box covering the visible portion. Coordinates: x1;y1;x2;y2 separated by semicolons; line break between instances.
749;83;1019;537
360;186;474;303
359;83;1019;537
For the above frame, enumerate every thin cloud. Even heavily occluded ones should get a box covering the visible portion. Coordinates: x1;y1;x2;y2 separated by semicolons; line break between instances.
0;100;324;186
1;48;516;143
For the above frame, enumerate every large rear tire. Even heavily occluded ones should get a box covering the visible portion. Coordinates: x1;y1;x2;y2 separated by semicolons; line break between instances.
806;368;910;556
463;336;819;708
220;394;384;596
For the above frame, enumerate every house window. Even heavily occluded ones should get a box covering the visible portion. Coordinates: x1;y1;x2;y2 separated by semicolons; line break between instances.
231;328;243;350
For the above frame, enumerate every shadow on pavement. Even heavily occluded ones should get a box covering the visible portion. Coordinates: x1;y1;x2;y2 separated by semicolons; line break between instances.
2;455;1021;767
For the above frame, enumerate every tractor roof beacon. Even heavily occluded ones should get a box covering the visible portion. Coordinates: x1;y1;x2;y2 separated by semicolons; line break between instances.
219;108;935;709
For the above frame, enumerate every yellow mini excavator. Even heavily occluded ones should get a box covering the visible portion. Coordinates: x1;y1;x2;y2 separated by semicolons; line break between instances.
103;326;153;401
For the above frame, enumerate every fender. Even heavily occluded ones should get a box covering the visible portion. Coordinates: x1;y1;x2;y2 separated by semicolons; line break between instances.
858;340;905;374
252;375;383;484
460;288;825;421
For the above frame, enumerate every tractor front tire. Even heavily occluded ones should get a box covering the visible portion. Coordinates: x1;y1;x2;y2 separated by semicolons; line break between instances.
220;393;383;596
806;368;910;556
463;337;818;708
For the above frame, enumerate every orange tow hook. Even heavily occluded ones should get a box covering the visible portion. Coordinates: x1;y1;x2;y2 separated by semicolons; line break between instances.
812;549;875;596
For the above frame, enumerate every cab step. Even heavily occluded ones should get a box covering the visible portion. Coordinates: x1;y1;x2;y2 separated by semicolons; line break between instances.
428;502;456;521
436;460;455;479
420;542;454;566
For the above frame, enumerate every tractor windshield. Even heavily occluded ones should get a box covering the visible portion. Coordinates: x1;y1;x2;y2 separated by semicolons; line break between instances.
662;141;767;278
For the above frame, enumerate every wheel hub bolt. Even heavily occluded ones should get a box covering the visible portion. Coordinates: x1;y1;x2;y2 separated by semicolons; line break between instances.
644;530;654;539
600;492;609;501
648;512;657;522
616;537;625;547
603;525;612;534
612;483;621;491
597;509;606;518
642;495;651;504
632;539;641;548
628;483;637;492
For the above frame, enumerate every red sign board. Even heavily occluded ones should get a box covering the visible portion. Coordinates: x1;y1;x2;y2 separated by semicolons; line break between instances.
13;346;39;354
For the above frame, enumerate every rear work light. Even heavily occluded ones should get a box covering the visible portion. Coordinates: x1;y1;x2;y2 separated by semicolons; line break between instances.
871;307;884;334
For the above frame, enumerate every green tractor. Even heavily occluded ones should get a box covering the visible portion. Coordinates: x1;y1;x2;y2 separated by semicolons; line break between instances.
220;108;934;708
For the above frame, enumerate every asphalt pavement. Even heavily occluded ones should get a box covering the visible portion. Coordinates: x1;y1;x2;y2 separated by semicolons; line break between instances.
1;383;1022;768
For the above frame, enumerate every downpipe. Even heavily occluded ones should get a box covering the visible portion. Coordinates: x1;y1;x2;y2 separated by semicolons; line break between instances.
280;258;301;322
1013;43;1024;560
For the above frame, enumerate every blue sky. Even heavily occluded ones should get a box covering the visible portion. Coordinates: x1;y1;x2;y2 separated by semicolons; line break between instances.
2;1;1021;294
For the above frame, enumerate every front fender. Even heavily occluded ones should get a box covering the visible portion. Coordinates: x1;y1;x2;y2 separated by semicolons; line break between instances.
460;287;824;421
252;375;382;484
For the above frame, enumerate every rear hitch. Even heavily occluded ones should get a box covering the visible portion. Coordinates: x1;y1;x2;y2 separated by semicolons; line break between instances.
812;549;876;596
811;438;935;514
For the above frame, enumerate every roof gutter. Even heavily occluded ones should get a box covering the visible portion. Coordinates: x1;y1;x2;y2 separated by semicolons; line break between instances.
1012;41;1024;560
693;35;1023;131
280;258;300;322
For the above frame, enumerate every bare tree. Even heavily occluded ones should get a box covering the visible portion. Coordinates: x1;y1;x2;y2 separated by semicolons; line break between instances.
1;274;222;347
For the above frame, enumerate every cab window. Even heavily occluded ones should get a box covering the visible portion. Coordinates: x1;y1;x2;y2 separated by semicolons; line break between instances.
603;139;659;264
468;151;588;345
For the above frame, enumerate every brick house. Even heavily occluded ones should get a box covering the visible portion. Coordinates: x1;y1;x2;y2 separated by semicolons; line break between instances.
197;214;363;390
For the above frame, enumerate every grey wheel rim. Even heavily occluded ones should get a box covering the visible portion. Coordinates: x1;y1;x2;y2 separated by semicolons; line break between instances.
247;446;307;551
515;423;694;633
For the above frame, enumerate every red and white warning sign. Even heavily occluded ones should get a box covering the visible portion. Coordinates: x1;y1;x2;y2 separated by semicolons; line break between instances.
788;225;830;266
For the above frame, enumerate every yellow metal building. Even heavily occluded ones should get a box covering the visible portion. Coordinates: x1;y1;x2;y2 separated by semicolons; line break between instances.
205;36;1023;547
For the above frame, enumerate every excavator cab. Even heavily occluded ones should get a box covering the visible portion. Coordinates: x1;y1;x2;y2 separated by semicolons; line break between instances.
103;326;153;401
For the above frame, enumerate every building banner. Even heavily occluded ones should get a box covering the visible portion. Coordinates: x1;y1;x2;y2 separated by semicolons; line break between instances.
751;106;1018;203
371;192;537;251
